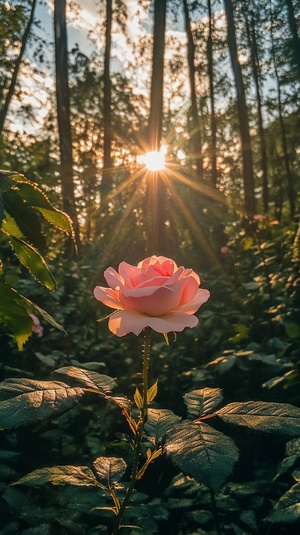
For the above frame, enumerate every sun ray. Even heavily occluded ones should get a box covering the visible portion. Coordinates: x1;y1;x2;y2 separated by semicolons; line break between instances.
159;171;227;272
167;166;226;204
93;174;147;281
99;165;146;206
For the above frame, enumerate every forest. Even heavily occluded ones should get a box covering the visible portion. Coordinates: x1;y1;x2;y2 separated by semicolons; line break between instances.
0;0;300;534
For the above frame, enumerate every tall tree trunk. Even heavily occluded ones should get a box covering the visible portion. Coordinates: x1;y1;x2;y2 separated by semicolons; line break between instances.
270;4;296;218
148;0;167;151
285;0;300;80
54;0;80;250
183;0;203;180
207;0;217;187
147;0;167;255
101;0;113;196
224;0;256;216
0;0;37;137
244;10;269;212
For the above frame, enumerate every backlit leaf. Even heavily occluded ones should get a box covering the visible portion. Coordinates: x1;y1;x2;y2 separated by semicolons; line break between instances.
164;421;239;492
93;457;127;485
217;401;300;436
183;388;223;419
7;235;55;290
0;279;33;349
147;381;158;404
53;366;117;394
0;379;84;428
134;387;143;409
15;181;73;235
2;189;45;249
15;465;98;487
145;409;181;442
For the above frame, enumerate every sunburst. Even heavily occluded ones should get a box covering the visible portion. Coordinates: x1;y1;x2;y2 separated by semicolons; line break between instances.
94;123;230;277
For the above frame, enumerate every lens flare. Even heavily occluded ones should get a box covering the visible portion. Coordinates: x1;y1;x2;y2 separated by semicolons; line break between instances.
138;146;167;171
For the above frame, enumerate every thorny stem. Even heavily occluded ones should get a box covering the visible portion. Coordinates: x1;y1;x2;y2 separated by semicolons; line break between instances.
111;327;151;534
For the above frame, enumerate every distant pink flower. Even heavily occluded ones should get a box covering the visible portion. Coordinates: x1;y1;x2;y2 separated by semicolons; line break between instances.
71;273;79;279
29;313;43;338
220;246;230;254
253;214;264;221
94;256;210;337
270;220;280;226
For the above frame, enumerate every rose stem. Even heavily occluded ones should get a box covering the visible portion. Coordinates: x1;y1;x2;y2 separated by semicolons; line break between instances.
111;327;151;534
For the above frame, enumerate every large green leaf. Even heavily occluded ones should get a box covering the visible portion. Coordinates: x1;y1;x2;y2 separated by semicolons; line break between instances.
183;388;223;419
15;465;98;487
164;421;239;493
93;457;127;486
217;402;300;436
53;366;117;394
267;483;300;524
0;280;65;347
1;210;23;239
7;235;55;290
145;409;181;442
0;279;33;349
0;379;85;429
2;189;46;250
16;181;73;235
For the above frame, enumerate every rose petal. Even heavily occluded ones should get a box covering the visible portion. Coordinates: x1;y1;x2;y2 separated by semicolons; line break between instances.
94;286;123;309
179;289;210;314
179;276;199;305
138;256;178;274
104;267;125;290
121;279;188;315
118;262;144;288
108;309;199;337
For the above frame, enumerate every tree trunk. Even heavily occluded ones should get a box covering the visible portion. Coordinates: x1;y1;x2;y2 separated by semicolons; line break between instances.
148;0;167;151
244;10;269;212
101;0;113;196
0;0;37;137
147;0;167;255
207;0;217;187
224;0;256;216
285;0;300;80
270;4;296;218
54;0;80;250
183;0;203;180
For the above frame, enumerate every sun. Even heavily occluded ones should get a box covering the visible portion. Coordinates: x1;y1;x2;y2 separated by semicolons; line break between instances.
138;146;167;171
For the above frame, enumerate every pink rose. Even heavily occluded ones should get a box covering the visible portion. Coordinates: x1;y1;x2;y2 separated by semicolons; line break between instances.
220;246;230;254
94;256;210;337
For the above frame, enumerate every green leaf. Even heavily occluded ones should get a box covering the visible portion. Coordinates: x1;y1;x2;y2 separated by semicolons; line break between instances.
147;381;158;404
1;210;23;239
15;465;98;487
7;235;55;290
145;409;181;442
2;189;46;250
285;322;300;339
267;482;300;524
134;387;143;409
164;422;239;493
52;366;117;394
183;388;223;419
217;402;300;436
0;279;33;349
93;457;127;485
0;379;84;429
16;181;73;235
